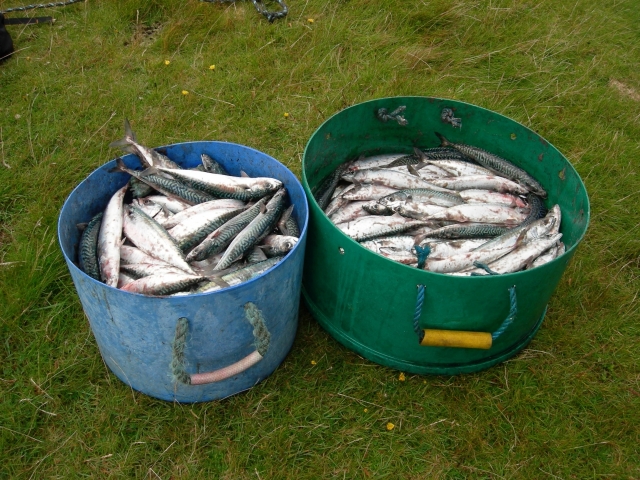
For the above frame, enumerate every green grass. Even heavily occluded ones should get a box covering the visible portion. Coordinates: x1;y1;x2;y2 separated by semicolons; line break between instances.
1;0;639;477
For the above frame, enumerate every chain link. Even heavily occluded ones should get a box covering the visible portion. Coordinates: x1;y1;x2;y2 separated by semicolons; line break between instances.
1;0;83;14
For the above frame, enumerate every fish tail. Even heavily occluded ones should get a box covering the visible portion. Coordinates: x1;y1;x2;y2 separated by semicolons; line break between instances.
108;157;128;173
124;118;137;143
434;132;451;147
108;119;137;150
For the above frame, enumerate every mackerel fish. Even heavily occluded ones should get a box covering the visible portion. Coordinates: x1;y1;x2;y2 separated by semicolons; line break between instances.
436;132;547;198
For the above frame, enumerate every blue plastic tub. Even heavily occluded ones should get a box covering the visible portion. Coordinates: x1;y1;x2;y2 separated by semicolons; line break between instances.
58;142;308;403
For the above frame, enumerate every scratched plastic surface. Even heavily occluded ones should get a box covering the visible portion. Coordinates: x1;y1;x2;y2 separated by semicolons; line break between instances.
301;97;589;375
58;142;308;402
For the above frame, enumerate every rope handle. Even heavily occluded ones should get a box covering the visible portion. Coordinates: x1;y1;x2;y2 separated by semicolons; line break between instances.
413;285;519;350
441;108;462;129
171;302;271;385
376;106;408;126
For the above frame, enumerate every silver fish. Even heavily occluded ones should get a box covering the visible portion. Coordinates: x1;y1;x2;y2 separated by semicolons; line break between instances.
168;207;245;252
109;119;180;169
260;234;298;257
342;168;452;192
458;189;528;208
478;233;563;274
78;212;103;281
121;272;205;296
378;188;463;207
186;196;270;262
423;242;518;273
123;205;195;274
341;184;398;202
436;132;547;198
97;185;127;287
328;201;371;224
336;214;429;242
214;190;286;270
427;204;529;225
346;153;410;171
114;159;214;205
429;175;530;195
162;199;245;229
197;256;284;293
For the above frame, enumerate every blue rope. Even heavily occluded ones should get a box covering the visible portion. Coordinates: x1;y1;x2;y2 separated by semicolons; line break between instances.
413;285;425;341
415;245;431;270
492;286;517;340
472;261;500;275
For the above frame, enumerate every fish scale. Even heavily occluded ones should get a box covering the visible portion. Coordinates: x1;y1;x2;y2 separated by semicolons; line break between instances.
379;188;463;207
421;223;510;240
121;273;205;295
114;158;214;205
196;256;284;293
186;196;270;262
123;205;196;275
169;208;246;252
78;212;103;281
214;190;286;270
435;132;547;198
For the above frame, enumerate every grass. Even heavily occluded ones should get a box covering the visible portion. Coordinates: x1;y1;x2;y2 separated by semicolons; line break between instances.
1;0;639;477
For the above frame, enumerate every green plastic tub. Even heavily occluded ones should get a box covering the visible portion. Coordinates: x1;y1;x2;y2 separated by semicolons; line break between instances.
301;96;590;375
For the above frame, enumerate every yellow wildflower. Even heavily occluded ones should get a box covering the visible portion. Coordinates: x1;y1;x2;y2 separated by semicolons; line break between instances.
364;408;368;413
209;64;216;70
386;422;395;431
284;112;290;118
307;18;314;23
311;360;317;365
164;60;170;65
182;90;189;96
399;373;406;381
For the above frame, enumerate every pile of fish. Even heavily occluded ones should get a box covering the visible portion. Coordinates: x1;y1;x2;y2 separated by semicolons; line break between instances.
314;132;565;275
77;120;299;296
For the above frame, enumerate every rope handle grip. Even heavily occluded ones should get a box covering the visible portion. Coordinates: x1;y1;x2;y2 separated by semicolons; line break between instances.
377;106;408;126
413;285;518;350
171;302;270;385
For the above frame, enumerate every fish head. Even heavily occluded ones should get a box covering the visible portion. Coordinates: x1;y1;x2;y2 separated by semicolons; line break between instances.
281;236;298;252
362;203;391;215
341;170;358;182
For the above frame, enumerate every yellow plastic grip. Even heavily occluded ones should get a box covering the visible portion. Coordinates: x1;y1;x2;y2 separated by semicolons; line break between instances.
420;329;493;349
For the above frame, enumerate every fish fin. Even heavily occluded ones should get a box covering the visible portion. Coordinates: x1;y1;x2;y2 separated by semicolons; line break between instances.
414;161;431;171
413;147;426;160
141;166;160;177
413;234;426;246
280;204;294;224
259;203;266;214
155;147;167;155
108;139;135;151
240;170;249;178
407;164;420;177
204;276;230;288
434;132;450;147
76;222;88;231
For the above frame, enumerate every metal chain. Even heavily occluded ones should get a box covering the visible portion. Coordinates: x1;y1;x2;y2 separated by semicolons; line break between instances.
200;0;288;22
1;0;83;14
